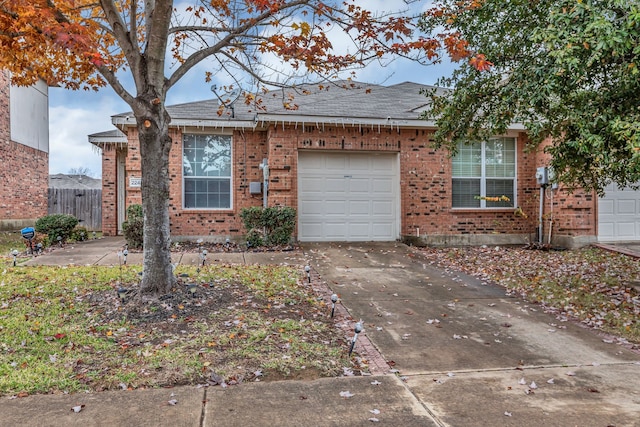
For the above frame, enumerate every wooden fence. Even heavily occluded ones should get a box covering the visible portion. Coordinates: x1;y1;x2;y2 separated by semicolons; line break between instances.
48;188;102;231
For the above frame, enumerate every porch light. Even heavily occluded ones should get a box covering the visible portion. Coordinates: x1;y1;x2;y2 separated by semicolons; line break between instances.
123;249;128;265
201;249;208;266
57;236;62;247
330;294;338;318
349;321;364;356
11;249;19;266
304;265;311;283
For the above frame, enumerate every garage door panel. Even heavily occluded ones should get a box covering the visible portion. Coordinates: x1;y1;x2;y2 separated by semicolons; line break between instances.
347;223;372;239
349;157;370;170
372;156;395;170
617;223;637;238
299;201;325;214
348;200;371;215
598;184;640;242
299;178;325;192
372;223;394;238
617;200;636;214
325;201;347;215
599;200;614;215
349;178;370;193
372;178;393;193
325;223;348;238
298;152;399;242
372;201;393;215
325;156;348;170
301;223;323;239
325;177;346;190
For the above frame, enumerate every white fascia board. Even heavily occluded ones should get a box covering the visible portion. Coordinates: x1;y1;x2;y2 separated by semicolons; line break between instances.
88;135;127;143
256;114;528;131
111;116;259;130
256;113;438;129
110;114;527;132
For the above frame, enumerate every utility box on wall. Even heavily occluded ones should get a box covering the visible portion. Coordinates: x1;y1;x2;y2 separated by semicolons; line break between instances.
536;166;549;186
249;182;262;195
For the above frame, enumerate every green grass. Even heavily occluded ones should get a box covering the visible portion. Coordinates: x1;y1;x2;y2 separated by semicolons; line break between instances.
0;263;351;396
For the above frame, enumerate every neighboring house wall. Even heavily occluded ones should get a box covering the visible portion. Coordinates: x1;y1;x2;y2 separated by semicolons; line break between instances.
0;70;49;231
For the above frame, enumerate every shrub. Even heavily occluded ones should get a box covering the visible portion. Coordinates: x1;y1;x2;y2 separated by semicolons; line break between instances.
69;226;89;242
123;204;144;249
35;214;79;243
240;206;296;247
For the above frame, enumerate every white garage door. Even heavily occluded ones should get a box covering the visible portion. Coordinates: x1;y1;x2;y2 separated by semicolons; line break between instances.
298;151;399;242
598;183;640;242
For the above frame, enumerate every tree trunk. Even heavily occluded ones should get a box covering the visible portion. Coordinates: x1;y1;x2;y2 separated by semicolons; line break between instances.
136;97;175;296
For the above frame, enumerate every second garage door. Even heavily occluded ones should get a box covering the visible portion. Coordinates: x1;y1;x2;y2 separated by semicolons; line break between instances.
598;183;640;242
297;151;399;242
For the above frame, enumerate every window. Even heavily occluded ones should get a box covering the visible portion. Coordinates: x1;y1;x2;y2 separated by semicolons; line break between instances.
452;137;516;208
183;134;232;209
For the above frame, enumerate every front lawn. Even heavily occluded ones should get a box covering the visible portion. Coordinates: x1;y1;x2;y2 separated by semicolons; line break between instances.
0;264;354;396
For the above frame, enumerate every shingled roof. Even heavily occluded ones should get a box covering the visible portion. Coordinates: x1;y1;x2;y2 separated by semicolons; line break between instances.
110;81;443;130
49;174;101;190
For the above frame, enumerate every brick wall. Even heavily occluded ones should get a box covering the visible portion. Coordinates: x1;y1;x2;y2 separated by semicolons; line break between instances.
105;122;598;246
100;145;119;236
0;71;48;230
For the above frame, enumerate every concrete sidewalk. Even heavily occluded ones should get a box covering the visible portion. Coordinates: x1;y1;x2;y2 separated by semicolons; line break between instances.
8;239;640;426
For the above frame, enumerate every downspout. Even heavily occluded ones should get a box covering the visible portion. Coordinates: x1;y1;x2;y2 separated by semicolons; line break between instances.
539;186;545;245
259;158;269;208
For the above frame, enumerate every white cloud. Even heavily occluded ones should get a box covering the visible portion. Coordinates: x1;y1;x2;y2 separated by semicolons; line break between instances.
48;101;122;178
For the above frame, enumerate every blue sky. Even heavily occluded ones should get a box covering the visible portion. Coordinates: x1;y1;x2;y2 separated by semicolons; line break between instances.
47;0;455;178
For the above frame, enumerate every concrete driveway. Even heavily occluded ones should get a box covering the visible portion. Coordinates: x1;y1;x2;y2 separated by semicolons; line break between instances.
304;242;640;427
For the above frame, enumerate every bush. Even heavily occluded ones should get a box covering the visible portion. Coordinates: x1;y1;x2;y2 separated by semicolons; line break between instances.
35;214;79;243
69;226;89;242
123;204;144;249
240;206;296;247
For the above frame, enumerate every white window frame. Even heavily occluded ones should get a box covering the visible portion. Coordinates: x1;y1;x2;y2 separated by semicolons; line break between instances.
182;132;233;210
451;137;517;209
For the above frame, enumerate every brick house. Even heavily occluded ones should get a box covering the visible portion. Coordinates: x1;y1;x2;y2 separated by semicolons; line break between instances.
90;81;639;246
0;70;49;231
